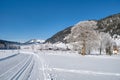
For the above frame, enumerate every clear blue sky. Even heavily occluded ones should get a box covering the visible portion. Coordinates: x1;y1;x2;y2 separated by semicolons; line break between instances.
0;0;120;42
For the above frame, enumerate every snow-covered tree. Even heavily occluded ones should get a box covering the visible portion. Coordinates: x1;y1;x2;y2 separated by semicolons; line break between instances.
66;21;99;55
98;32;113;55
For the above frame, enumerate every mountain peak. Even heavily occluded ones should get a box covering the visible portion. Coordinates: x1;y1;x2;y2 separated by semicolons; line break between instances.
25;39;45;44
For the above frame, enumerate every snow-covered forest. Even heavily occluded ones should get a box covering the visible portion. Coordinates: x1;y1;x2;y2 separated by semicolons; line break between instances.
65;20;120;55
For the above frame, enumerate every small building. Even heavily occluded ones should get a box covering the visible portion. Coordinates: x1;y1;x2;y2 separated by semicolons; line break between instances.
113;49;118;54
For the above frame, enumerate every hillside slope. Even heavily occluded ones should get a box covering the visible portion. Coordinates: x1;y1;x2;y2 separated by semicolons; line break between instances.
46;13;120;43
97;13;120;37
45;26;73;43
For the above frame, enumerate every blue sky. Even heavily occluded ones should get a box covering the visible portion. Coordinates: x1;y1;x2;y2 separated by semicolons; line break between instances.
0;0;120;42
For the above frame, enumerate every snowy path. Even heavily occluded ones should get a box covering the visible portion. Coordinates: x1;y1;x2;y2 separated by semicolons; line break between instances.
0;50;120;80
0;53;36;80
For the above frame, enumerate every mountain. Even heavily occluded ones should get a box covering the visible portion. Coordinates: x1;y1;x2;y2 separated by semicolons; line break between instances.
45;26;73;43
97;13;120;37
45;13;120;43
25;39;45;44
0;39;20;49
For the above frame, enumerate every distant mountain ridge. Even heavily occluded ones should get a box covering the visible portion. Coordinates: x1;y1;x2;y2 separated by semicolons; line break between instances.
0;39;20;49
45;13;120;43
25;39;45;44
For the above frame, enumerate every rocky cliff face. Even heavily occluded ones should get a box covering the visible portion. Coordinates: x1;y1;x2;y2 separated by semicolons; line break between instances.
45;13;120;43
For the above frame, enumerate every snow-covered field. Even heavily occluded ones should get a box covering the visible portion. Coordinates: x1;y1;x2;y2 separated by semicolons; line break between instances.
0;50;120;80
0;50;19;59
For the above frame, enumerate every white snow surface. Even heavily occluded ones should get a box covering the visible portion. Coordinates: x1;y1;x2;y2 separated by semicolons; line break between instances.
0;50;120;80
